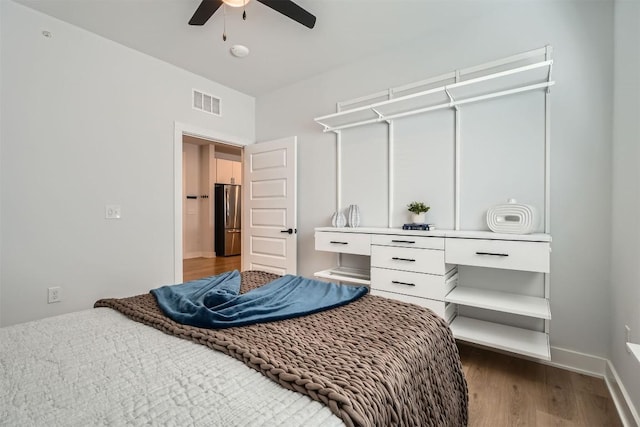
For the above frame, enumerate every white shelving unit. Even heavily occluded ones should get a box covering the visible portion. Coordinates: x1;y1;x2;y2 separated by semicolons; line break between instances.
315;57;554;133
314;266;371;286
313;47;554;361
628;343;640;363
449;316;550;360
314;228;552;360
445;287;551;319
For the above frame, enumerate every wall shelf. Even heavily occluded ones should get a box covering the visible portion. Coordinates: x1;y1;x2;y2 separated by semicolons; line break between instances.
314;266;371;286
628;343;640;363
450;316;550;360
445;286;550;319
313;47;554;361
314;47;554;133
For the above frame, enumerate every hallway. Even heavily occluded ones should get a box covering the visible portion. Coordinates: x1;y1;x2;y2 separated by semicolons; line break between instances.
183;256;241;282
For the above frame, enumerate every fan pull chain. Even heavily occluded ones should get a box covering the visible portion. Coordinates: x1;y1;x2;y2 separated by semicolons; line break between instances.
243;0;247;20
222;4;227;41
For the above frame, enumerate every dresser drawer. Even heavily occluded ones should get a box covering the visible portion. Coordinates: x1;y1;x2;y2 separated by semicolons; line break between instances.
445;238;550;273
371;235;444;250
371;267;457;301
315;231;371;255
371;245;446;274
369;289;455;321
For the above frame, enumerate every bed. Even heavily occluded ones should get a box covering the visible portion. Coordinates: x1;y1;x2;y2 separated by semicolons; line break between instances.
1;271;468;426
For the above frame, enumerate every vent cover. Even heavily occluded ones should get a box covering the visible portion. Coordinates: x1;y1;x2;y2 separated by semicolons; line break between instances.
193;89;221;116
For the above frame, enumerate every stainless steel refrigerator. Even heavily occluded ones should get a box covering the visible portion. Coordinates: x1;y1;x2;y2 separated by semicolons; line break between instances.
214;184;241;256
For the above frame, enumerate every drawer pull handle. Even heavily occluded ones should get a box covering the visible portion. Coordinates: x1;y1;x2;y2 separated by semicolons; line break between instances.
391;240;415;244
391;257;416;262
475;251;509;257
392;280;416;287
329;241;349;245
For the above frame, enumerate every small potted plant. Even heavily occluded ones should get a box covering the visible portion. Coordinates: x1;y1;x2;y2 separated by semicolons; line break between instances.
407;201;430;224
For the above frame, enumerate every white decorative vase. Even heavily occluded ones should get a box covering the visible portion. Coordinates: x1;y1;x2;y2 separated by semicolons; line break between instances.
331;211;346;228
411;212;426;224
486;198;538;234
347;204;361;227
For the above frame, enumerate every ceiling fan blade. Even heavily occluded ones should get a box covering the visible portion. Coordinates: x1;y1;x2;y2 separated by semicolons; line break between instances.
256;0;316;29
189;0;224;26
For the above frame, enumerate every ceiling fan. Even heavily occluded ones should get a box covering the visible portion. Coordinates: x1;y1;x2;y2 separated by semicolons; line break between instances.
189;0;316;29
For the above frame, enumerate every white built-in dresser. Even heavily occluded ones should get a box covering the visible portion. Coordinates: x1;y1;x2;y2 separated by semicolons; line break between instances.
312;48;555;361
315;227;552;360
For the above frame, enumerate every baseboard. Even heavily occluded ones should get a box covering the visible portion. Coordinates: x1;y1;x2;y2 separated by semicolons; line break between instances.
547;346;607;377
184;251;216;259
605;361;640;427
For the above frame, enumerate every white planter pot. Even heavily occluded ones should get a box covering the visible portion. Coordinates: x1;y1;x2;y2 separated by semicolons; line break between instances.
411;212;426;224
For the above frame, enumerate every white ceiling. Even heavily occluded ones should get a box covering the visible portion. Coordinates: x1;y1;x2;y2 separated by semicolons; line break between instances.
15;0;497;97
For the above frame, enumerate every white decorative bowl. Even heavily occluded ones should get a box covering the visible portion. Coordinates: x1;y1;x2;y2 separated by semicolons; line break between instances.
486;199;538;234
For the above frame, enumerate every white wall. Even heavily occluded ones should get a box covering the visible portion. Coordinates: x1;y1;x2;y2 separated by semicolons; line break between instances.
0;1;255;326
257;1;614;361
611;0;640;414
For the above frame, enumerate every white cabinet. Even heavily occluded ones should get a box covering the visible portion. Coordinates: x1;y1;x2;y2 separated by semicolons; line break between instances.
314;227;552;360
216;159;242;185
445;238;550;273
315;231;371;255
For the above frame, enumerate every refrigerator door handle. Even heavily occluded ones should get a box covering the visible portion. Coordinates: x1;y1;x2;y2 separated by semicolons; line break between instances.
225;187;230;226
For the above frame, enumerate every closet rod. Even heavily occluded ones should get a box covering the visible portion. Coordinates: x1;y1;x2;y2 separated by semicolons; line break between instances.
321;81;554;133
315;59;552;127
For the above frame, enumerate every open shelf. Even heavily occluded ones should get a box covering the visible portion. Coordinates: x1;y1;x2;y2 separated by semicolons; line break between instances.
314;47;554;133
628;343;640;363
450;316;550;360
314;266;371;286
445;286;550;319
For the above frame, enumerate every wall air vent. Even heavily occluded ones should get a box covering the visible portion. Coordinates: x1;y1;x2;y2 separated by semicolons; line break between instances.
192;89;221;116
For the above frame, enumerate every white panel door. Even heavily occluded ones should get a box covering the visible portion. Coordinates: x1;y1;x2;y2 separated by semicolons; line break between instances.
242;137;297;275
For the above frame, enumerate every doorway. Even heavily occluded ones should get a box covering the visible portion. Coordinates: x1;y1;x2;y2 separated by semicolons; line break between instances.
175;123;245;283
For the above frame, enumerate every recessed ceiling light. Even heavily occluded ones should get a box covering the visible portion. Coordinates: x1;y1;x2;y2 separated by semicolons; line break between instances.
230;44;249;58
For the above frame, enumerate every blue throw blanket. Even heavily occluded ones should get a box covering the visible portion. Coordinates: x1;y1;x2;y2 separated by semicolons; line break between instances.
151;270;368;329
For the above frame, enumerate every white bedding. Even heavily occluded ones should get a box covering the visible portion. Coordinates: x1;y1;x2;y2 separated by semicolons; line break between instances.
0;308;343;426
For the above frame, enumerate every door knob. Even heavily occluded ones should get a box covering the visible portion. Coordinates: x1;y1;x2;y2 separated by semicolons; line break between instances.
280;228;294;234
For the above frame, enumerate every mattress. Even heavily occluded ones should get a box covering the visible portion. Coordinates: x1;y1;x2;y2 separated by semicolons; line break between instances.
2;271;468;426
0;308;343;426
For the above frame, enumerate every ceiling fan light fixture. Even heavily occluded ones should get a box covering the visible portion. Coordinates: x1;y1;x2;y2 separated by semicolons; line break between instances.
222;0;250;7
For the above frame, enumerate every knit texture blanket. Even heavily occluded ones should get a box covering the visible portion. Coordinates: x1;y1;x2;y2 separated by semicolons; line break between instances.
95;271;468;427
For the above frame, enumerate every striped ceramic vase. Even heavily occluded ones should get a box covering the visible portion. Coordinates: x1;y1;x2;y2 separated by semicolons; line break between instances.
347;204;361;228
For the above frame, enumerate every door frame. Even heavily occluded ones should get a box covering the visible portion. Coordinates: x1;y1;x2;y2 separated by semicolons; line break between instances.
173;121;250;283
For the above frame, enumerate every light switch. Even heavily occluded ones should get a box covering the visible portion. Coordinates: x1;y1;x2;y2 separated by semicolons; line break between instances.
105;205;122;219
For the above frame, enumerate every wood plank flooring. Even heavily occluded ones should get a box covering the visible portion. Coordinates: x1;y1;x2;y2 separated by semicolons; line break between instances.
182;256;241;282
458;344;622;426
182;259;622;426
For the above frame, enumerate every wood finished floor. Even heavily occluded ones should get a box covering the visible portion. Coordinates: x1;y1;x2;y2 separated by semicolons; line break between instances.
183;258;622;426
182;256;241;282
458;344;621;427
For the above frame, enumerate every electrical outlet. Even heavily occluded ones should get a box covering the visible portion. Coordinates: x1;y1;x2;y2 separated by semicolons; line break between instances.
105;205;121;219
48;287;62;303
